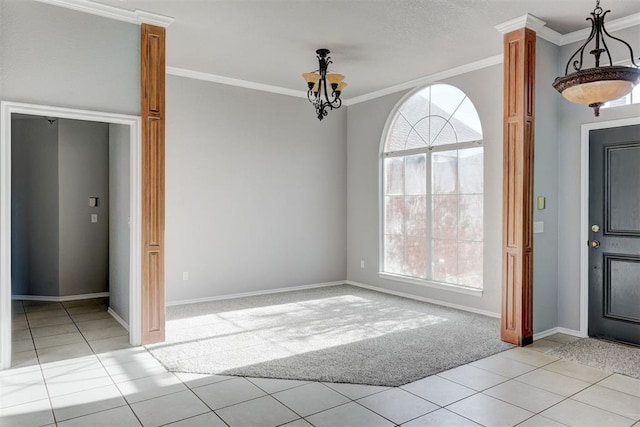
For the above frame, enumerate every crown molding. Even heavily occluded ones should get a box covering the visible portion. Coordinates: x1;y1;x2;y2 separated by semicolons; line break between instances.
167;55;504;106
346;54;504;106
494;14;548;34
166;67;308;99
34;0;174;27
496;12;639;46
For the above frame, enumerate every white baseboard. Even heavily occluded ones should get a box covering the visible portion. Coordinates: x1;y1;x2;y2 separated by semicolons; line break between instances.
533;326;585;340
107;307;129;331
166;281;345;307
345;280;500;318
12;292;109;302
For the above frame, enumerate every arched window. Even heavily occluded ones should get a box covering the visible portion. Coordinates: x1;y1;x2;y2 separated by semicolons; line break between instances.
381;84;483;290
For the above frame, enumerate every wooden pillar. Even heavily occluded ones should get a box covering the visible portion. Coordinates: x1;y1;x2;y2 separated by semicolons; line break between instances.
141;24;166;344
501;28;535;346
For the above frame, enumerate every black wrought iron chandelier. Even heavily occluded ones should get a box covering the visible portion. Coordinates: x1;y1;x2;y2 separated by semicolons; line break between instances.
302;49;347;121
552;0;640;117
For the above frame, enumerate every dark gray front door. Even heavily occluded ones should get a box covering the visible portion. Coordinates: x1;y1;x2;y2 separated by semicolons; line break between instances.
589;124;640;346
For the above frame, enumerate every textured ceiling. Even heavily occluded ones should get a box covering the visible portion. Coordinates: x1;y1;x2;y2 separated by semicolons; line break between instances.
92;0;640;98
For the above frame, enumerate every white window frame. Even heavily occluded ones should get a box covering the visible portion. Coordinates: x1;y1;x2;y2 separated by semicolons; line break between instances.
378;86;484;297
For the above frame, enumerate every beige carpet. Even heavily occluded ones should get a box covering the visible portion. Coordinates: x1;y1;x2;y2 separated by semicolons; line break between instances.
147;285;512;386
547;338;640;379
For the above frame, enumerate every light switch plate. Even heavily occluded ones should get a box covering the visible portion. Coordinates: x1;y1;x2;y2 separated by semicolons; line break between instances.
533;221;544;234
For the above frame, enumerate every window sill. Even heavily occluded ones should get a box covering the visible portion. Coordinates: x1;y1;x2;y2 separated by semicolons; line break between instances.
378;272;484;297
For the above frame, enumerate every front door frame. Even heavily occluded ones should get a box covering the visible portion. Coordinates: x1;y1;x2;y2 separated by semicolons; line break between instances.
0;101;143;369
579;115;640;337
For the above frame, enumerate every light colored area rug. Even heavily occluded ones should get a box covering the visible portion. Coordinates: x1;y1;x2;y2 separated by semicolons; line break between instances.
147;284;512;386
546;338;640;379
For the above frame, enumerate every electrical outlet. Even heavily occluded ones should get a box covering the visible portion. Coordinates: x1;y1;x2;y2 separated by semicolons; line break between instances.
182;272;189;281
360;260;365;269
91;214;98;223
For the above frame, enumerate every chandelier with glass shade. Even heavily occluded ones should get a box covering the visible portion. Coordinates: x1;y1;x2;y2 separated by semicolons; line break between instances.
552;0;640;116
302;49;347;121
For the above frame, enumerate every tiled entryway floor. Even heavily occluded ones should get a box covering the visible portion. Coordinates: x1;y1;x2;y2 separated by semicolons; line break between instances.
3;300;640;426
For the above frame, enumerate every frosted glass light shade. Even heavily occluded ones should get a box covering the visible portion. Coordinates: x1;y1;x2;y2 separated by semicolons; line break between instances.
336;82;348;91
562;80;635;105
326;73;345;85
553;66;640;105
302;72;320;84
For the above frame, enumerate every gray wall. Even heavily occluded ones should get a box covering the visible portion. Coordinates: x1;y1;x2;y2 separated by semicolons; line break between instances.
58;119;109;296
0;0;140;115
165;75;347;302
556;26;640;331
533;38;560;333
109;124;130;323
346;64;504;315
11;118;60;296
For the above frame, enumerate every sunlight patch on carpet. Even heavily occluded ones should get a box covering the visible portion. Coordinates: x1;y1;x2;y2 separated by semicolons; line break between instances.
147;285;511;386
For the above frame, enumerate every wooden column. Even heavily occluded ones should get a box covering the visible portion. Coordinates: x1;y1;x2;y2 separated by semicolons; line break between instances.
501;28;535;346
141;24;166;344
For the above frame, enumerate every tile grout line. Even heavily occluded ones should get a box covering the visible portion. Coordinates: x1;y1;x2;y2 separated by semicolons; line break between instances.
23;301;59;426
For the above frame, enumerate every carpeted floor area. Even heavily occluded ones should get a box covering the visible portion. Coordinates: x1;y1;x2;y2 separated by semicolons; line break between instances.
147;285;512;386
546;337;640;379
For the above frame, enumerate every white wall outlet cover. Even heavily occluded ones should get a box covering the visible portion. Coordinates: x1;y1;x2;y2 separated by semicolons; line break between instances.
91;214;98;223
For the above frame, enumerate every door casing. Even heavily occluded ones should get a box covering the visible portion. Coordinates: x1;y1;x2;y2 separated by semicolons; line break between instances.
579;116;640;337
0;101;143;369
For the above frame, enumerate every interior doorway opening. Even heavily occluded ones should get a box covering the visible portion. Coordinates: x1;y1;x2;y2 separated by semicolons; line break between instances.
0;102;142;369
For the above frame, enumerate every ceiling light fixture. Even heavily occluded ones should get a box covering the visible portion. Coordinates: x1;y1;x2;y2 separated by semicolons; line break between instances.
302;49;347;121
552;0;640;117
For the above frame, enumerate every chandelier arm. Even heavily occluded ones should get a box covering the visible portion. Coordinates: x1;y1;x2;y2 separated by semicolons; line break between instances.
565;18;597;74
600;23;640;67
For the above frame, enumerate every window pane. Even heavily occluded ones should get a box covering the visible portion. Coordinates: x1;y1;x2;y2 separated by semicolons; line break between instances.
406;236;427;278
458;194;483;241
405;195;427;237
384;235;405;275
405;154;426;195
432;195;457;239
430;84;465;118
428;116;450;146
382;84;484;290
386;115;412;152
458;241;483;288
384;157;404;195
384;196;404;235
406;129;428;150
452;97;483;142
459;147;483;194
432;239;457;283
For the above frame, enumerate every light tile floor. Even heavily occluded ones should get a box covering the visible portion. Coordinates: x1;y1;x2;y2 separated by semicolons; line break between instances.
3;299;640;426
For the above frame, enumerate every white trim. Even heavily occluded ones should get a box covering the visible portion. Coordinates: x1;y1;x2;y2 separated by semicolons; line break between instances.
12;292;109;302
378;273;483;297
494;14;547;34
167;67;308;100
0;101;143;369
166;55;503;107
346;280;499;318
347;55;504;106
108;307;129;331
496;12;640;47
579;116;640;339
34;0;174;27
537;27;564;46
167;281;344;307
533;327;584;341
